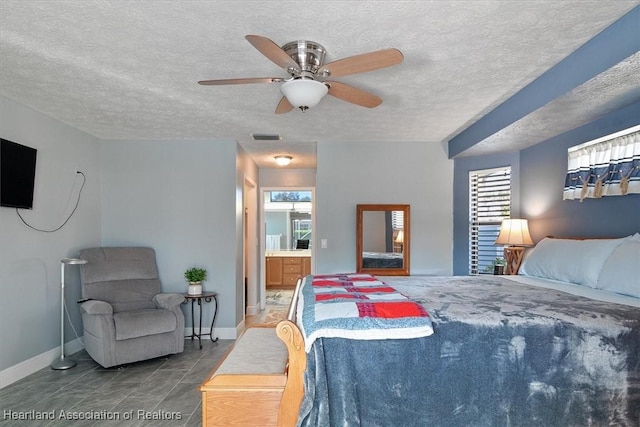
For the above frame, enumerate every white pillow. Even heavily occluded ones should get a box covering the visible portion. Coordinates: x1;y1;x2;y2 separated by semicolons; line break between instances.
596;238;640;298
519;236;627;287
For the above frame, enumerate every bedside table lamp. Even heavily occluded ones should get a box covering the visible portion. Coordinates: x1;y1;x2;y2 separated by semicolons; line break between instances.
494;219;533;275
51;258;87;370
395;230;404;252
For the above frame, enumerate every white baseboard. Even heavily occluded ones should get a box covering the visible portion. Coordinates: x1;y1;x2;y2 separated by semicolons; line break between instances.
246;303;260;316
0;338;84;389
236;319;246;337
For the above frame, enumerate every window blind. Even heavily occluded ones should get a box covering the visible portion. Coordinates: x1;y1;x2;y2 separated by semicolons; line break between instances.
391;210;404;230
469;167;511;275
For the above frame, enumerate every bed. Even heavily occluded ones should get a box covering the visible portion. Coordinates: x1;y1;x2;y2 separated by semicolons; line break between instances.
294;234;640;427
361;251;404;269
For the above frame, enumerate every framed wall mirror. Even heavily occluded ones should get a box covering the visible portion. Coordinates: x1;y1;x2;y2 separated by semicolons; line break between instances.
356;204;410;276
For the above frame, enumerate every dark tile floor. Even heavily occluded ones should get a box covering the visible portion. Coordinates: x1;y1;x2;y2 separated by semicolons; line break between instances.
0;338;234;427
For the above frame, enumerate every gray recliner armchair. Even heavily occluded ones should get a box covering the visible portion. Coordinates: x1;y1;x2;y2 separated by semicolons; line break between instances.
78;247;185;368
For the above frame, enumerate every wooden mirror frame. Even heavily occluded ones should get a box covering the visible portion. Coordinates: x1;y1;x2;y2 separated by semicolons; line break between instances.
356;204;410;276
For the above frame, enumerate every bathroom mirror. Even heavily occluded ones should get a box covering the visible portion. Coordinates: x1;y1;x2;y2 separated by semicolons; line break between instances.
356;204;410;276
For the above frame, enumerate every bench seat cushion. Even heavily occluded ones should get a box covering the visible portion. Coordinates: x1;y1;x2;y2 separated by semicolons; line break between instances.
214;328;288;376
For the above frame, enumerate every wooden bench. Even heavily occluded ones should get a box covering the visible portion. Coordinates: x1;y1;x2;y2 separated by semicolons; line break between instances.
200;279;307;427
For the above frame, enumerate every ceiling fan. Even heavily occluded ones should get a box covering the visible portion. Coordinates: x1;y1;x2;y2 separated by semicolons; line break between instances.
198;35;404;113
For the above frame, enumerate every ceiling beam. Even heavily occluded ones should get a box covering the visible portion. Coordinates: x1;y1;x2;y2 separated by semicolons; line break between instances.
448;5;640;158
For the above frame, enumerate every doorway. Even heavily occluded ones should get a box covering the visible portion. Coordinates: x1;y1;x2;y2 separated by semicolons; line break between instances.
260;187;314;309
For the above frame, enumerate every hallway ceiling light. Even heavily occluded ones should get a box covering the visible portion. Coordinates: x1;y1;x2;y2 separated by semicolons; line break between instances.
274;155;292;166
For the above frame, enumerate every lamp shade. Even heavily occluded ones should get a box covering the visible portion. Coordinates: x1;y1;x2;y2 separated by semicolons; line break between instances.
395;230;404;243
280;79;328;110
495;219;533;246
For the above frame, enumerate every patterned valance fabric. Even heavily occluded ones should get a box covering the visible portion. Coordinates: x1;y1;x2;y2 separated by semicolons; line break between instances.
563;127;640;201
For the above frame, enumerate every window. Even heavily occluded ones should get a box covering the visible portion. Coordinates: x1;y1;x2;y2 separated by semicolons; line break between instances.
264;190;313;250
269;191;312;202
292;218;312;249
391;210;404;230
469;167;511;275
391;210;405;253
564;125;640;201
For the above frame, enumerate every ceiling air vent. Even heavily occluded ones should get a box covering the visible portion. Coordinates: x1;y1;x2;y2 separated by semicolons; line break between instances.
250;133;282;141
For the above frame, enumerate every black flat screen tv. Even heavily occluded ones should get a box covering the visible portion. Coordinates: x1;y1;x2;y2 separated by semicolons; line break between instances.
1;138;37;209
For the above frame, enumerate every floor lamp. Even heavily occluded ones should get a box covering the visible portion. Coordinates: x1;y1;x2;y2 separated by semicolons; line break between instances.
495;219;534;275
51;257;87;370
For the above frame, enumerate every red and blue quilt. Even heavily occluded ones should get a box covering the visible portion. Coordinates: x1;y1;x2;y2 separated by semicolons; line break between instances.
297;273;434;352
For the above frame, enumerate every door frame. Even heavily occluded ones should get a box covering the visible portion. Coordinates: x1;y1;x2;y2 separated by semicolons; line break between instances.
260;186;315;310
243;175;258;317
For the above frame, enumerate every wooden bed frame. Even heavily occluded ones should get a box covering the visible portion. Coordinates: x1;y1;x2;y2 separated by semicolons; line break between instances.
200;278;307;427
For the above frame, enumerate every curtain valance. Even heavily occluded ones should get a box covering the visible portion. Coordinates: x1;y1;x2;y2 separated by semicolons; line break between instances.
563;127;640;201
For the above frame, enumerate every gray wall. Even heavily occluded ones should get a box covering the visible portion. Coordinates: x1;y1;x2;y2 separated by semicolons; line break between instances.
259;168;316;188
100;139;247;335
452;102;640;275
0;97;101;375
452;152;520;275
265;211;288;248
520;102;640;240
315;141;454;275
1;113;258;379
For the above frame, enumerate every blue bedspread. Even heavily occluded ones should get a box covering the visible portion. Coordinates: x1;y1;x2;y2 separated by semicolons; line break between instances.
297;276;640;427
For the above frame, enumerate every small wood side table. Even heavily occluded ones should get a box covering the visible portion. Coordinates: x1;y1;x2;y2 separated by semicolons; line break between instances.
182;292;219;349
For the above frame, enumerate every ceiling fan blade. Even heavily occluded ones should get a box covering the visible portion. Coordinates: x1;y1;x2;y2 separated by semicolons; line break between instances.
319;48;403;78
198;77;283;85
275;96;294;114
245;35;300;71
327;81;382;108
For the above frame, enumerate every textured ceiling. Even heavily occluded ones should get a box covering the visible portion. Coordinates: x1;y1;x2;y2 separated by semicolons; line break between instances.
465;52;640;156
0;1;638;168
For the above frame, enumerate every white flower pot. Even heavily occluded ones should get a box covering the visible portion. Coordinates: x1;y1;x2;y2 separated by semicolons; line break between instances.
188;282;202;295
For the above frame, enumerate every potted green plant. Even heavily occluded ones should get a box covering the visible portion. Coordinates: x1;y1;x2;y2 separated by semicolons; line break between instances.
185;267;207;295
486;257;505;275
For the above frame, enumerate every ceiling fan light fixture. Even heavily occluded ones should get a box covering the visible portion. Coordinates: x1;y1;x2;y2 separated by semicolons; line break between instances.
280;79;328;111
274;155;293;166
